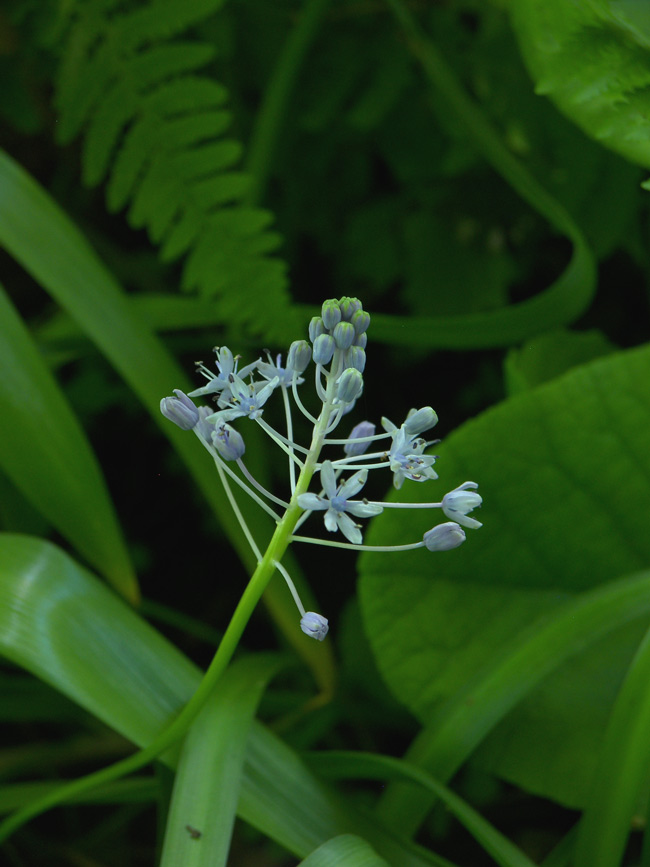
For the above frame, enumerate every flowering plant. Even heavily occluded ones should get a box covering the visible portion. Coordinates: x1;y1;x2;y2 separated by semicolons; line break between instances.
161;297;482;641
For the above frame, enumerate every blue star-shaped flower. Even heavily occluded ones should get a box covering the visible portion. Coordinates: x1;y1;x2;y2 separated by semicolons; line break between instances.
297;461;383;544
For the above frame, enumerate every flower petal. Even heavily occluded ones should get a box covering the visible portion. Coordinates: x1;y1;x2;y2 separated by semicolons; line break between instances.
320;461;338;499
336;512;363;544
297;493;327;511
338;468;368;500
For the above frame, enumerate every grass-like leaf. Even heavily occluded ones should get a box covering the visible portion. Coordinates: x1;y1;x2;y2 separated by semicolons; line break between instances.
0;284;138;602
159;655;281;867
297;834;391;867
307;752;537;867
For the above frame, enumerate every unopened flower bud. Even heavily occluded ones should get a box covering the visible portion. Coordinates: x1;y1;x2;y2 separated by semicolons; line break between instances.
339;297;362;320
442;483;483;529
354;332;367;349
212;423;245;461
312;333;335;365
321;300;342;330
336;368;364;403
351;309;370;335
344;421;376;456
160;390;200;430
404;407;438;436
424;522;466;551
287;339;312;374
344;345;366;373
309;316;325;343
300;611;329;641
333;321;355;350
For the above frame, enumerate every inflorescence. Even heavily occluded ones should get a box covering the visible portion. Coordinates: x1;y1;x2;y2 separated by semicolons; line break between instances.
161;297;482;641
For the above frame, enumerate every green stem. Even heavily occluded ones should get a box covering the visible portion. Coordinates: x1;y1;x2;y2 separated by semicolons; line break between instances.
244;0;332;206
0;363;341;844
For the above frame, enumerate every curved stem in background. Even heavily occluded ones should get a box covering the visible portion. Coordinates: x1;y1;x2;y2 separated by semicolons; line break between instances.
244;0;332;207
380;0;597;348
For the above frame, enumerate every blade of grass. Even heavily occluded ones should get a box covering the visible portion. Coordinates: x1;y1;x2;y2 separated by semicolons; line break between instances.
307;752;537;867
573;620;650;867
297;833;391;866
159;654;281;867
0;284;138;603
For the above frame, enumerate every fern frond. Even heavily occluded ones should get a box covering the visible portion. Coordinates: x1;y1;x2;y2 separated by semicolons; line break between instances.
54;0;294;338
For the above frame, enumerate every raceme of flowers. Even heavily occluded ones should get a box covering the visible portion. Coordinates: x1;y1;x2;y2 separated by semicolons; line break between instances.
161;297;482;641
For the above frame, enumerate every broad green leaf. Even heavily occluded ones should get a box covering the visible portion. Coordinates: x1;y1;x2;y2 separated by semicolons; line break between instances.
0;147;335;695
0;534;441;867
297;834;391;867
160;655;280;867
0;285;137;602
510;0;650;169
359;342;650;806
504;328;615;395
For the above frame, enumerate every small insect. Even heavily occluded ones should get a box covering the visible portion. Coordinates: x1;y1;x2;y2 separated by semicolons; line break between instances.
185;824;202;840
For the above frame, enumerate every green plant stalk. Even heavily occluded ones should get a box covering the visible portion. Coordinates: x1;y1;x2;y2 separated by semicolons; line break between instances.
381;0;597;347
0;362;342;844
244;0;332;206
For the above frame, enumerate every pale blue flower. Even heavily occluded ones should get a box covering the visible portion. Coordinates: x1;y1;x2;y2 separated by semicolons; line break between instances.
387;426;438;489
160;390;199;430
300;612;329;640
344;421;376;456
257;352;303;387
297;460;383;544
212;423;245;461
190;347;258;407
207;372;279;423
442;482;482;529
423;522;466;551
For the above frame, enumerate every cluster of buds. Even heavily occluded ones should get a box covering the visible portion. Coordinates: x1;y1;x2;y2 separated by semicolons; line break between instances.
161;298;482;641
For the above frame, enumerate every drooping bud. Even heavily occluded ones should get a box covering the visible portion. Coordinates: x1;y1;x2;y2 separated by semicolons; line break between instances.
344;421;376;456
404;407;438;436
423;522;466;551
321;299;342;330
300;611;329;641
309;316;325;343
336;368;364;403
333;321;355;350
287;339;312;374
312;333;335;365
212;423;245;461
442;483;483;529
160;390;200;430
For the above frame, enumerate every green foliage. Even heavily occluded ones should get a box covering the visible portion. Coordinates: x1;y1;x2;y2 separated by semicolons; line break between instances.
2;0;650;864
360;343;650;807
54;0;292;336
511;0;650;169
